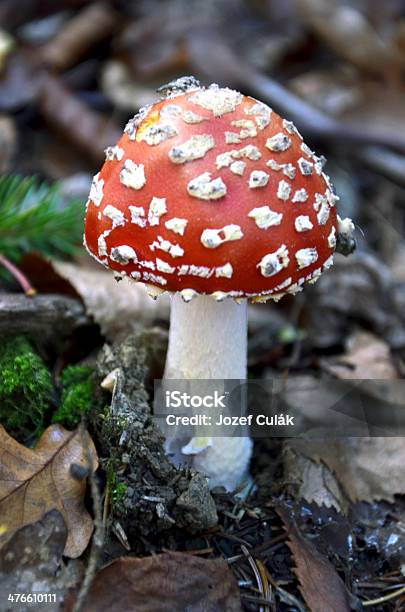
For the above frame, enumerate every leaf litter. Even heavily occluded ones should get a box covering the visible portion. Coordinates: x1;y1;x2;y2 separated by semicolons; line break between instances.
66;552;243;612
0;424;98;558
1;0;405;609
0;510;82;612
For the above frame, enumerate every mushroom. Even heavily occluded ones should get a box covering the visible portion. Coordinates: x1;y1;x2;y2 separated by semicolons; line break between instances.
84;78;354;491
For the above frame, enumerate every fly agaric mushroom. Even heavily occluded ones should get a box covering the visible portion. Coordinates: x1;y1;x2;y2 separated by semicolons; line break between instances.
84;77;354;491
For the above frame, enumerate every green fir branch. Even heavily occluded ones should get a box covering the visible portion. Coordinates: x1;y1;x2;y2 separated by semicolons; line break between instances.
0;175;85;262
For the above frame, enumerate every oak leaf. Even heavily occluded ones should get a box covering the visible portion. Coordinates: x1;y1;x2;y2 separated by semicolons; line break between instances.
0;424;98;558
278;507;353;612
20;253;170;340
321;331;398;380
287;437;405;503
66;552;243;612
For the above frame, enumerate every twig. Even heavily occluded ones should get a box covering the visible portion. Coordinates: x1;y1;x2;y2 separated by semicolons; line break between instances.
39;75;121;163
183;547;214;556
252;532;288;555
359;146;405;188
216;531;251;546
39;3;118;72
249;74;405;153
0;254;36;296
0;294;89;338
161;546;214;556
362;585;405;607
102;481;110;526
73;424;104;612
188;32;405;154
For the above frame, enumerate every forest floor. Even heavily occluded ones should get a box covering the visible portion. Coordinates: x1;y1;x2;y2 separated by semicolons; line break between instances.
0;1;405;610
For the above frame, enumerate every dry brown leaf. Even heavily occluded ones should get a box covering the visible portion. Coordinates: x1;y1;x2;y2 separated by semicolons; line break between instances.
20;252;82;300
281;372;405;505
19;253;170;340
321;331;398;379
283;444;347;513
278;507;352;612
287;437;405;502
66;552;243;612
0;510;82;612
308;253;405;351
53;261;170;339
0;424;98;558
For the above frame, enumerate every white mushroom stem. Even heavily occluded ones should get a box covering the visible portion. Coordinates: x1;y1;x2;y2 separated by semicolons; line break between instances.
164;294;247;378
163;294;252;491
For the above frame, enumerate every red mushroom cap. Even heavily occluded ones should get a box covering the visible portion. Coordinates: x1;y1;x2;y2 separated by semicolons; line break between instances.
84;82;338;302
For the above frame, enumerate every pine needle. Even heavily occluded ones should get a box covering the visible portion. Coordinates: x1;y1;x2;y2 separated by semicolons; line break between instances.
0;175;85;262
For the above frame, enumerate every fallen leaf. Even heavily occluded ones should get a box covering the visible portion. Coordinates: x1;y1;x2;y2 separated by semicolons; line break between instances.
53;261;170;339
66;552;242;612
283;444;347;513
0;510;82;612
308;253;405;351
19;253;170;340
321;331;398;379
20;252;82;300
287;437;405;502
278;507;353;612
0;424;98;558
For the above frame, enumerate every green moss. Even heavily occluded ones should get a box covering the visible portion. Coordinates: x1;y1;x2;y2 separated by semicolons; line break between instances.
106;462;128;515
52;365;94;427
113;482;128;506
0;336;52;436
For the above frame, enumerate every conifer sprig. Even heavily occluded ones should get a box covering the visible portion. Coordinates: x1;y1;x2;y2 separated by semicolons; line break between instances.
0;175;85;262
